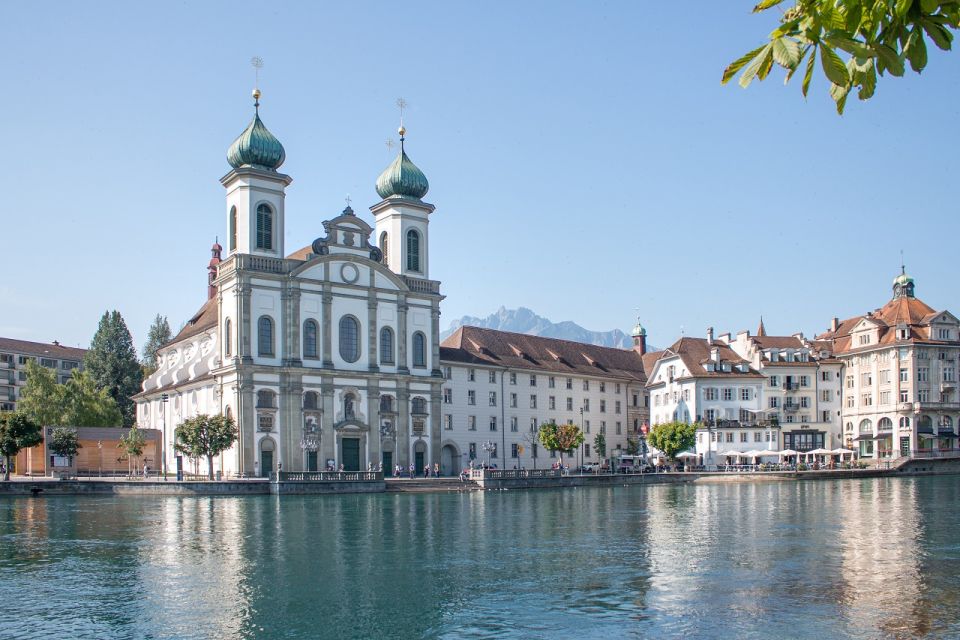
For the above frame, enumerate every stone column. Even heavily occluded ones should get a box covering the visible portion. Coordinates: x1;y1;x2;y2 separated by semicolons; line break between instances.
237;281;253;364
322;284;334;368
282;283;302;367
321;380;336;468
430;303;442;377
368;379;381;469
238;374;256;474
280;373;303;471
368;291;379;372
397;296;409;374
430;383;442;466
397;385;410;467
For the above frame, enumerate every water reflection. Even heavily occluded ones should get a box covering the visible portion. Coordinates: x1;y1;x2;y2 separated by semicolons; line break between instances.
0;478;957;639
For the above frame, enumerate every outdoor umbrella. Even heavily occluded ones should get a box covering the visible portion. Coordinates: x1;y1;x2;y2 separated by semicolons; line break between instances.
676;451;698;459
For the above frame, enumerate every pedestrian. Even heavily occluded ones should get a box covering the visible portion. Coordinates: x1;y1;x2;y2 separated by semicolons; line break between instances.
433;462;439;477
408;463;415;478
423;464;429;478
143;463;148;478
338;463;344;472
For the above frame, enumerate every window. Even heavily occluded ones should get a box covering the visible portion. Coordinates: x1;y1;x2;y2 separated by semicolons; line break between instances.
549;377;556;389
583;380;589;391
821;390;831;402
380;327;395;364
489;371;497;383
740;432;748;443
584;420;590;433
740;388;750;401
615;400;621;414
229;206;237;251
510;372;517;385
722;388;734;401
566;378;573;390
918;368;929;382
754;431;762;442
616;421;622;435
821;371;831;381
945;367;956;382
683;389;690;401
862;394;873;406
847;396;855;408
919;389;930;402
443;388;452;404
378;231;389;265
584;444;591;458
489;391;497;406
846;376;854;389
510;393;517;408
469;369;476;382
443;366;451;379
600;421;607;434
769;376;779;388
822;411;831;423
489;417;497;432
339;316;360;362
224;318;232;357
469;443;476;459
800;397;810;408
257;389;276;408
938;328;952;340
303;320;319;359
705;388;718;401
444;414;453;430
510;417;518;432
490;443;498;459
879;370;891;384
258;316;274;356
632;394;638;407
583;399;590;411
566;397;573;411
412;332;426;368
769;397;780;409
859;334;871;346
530;395;537;409
343;393;358;419
616;383;621;394
256;203;273;251
600;382;606;393
468;390;476;405
530;417;538;432
725;432;733;443
406;229;421;271
549;396;556;410
468;416;476;431
530;375;537;387
62;360;79;371
880;391;891;404
511;443;519;459
600;400;606;413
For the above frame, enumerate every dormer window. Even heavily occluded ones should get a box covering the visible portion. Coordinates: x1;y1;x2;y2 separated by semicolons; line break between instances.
858;334;871;346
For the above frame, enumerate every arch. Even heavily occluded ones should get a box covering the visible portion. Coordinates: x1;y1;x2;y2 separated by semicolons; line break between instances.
406;229;421;272
899;416;911;429
259;437;276;478
440;442;460;477
412;331;426;368
224;318;232;357
339;315;360;363
379;394;395;414
256;203;274;251
919;415;933;430
411;396;427;415
303;319;319;359
380;326;395;364
940;415;954;428
878;417;893;431
379;231;389;265
858;418;872;433
229;206;237;252
303;391;319;410
258;315;274;356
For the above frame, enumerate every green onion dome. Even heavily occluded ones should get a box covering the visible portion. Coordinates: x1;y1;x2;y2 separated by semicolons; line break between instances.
893;271;913;288
631;319;646;337
227;90;285;171
375;127;429;200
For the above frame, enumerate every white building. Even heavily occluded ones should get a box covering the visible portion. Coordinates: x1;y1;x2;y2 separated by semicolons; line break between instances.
0;338;86;412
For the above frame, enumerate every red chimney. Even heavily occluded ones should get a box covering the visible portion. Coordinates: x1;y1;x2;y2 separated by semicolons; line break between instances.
208;239;223;299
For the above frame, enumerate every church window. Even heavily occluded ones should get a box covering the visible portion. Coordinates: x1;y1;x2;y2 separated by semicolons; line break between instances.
256;203;274;251
379;231;389;265
412;331;426;368
339;316;360;363
406;229;420;272
303;392;319;410
224;318;232;357
229;206;237;252
258;316;274;356
380;327;395;364
256;389;276;408
303;320;319;359
412;397;427;414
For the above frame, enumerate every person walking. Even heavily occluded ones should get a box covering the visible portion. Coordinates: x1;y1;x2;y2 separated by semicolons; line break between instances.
408;463;415;478
433;462;440;477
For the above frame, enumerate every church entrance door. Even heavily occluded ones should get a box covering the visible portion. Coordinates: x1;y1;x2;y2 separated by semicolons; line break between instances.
382;451;393;476
414;451;425;475
260;451;273;478
341;438;360;471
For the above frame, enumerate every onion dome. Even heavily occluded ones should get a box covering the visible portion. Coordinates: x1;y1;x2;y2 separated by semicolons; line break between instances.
227;89;285;171
631;318;646;337
893;271;914;288
376;126;429;200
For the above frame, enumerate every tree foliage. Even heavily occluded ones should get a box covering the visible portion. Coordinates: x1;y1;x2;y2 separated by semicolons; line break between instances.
119;425;147;476
626;437;640;456
17;361;121;428
142;314;171;375
647;421;698;461
174;414;238;480
48;427;81;459
0;412;43;480
84;310;143;426
723;0;960;113
537;421;585;466
594;432;607;458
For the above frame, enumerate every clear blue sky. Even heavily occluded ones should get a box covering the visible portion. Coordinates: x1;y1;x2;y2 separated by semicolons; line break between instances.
4;1;959;353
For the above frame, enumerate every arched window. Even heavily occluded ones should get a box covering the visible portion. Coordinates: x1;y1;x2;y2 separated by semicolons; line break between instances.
920;415;933;429
229;206;237;252
412;331;426;368
303;320;319;359
406;229;420;272
412;397;427;415
339;316;360;363
256;203;273;251
258;316;274;356
379;231;389;265
858;418;872;433
303;391;319;410
380;327;394;364
878;417;893;431
899;416;911;429
940;415;953;428
257;389;276;408
224;318;232;357
344;393;356;419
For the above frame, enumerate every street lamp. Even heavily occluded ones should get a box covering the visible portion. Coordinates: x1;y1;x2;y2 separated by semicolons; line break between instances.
160;393;169;482
481;440;496;467
579;407;585;472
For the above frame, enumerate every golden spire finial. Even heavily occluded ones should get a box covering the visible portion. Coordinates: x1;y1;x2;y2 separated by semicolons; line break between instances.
396;97;408;143
251;56;264;110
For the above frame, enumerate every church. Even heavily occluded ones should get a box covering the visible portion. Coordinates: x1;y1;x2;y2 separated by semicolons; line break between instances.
136;89;445;477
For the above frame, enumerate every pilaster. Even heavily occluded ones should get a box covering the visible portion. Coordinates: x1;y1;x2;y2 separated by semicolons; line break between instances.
280;373;303;471
368;379;381;469
238;375;256;474
282;283;302;367
367;292;379;372
321;380;336;467
397;385;410;467
237;281;253;364
322;284;334;368
397;296;409;374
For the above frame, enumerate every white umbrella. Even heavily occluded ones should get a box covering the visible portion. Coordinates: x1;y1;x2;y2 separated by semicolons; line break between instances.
756;450;779;457
676;451;698;459
807;448;832;455
743;449;764;459
779;449;799;456
722;450;743;457
831;448;854;454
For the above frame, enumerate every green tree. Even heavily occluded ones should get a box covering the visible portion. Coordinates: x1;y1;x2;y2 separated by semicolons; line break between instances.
625;437;640;456
0;413;43;480
85;310;143;427
61;371;123;427
647;421;698;461
48;427;81;462
723;1;959;114
118;425;146;475
174;414;238;480
16;360;62;427
594;432;607;459
537;421;585;467
142;314;171;375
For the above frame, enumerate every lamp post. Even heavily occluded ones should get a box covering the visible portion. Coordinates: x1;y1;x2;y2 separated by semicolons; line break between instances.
579;407;585;472
482;440;496;467
160;393;169;482
97;440;102;477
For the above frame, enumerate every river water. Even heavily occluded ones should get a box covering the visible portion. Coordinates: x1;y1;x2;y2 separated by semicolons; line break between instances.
1;477;958;639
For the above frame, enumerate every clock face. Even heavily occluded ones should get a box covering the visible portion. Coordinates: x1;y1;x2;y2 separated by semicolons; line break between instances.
894;284;902;297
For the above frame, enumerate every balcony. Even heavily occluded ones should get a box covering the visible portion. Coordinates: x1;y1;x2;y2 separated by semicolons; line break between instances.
401;275;441;295
783;403;801;413
783;381;802;391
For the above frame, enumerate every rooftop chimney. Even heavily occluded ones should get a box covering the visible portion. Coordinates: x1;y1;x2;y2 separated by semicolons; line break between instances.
831;317;839;332
706;327;714;345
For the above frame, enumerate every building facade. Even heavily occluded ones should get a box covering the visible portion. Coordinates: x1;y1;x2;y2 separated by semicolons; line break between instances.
0;337;86;412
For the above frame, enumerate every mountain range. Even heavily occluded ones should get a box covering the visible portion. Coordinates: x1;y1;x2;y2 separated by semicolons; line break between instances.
441;307;647;350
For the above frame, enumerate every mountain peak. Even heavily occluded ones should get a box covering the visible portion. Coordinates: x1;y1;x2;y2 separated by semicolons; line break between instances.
442;308;639;350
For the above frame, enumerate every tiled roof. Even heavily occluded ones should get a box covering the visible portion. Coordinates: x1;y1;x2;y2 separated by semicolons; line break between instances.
286;245;314;262
751;335;805;349
440;326;648;382
662;337;762;378
165;298;218;347
817;295;954;354
0;337;86;360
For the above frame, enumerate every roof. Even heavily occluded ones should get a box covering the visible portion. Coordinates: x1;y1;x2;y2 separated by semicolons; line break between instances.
816;294;954;354
0;337;86;360
133;373;215;399
440;326;648;382
165;298;218;346
286;245;314;261
659;337;762;379
751;335;805;349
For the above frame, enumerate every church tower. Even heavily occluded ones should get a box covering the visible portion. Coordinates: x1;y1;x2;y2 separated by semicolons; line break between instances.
371;125;434;279
892;265;916;299
221;89;291;258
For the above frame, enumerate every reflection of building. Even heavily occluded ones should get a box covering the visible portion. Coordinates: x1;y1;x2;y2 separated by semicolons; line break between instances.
0;337;85;412
817;269;960;458
14;426;161;476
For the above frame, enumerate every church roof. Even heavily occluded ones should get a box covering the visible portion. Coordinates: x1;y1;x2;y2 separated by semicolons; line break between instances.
440;326;648;382
375;132;429;200
226;94;285;171
165;297;218;347
816;293;950;354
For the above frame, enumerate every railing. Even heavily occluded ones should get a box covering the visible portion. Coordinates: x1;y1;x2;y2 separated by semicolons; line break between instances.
277;471;383;482
469;468;563;480
783;404;800;412
909;448;960;459
401;275;441;294
784;382;802;391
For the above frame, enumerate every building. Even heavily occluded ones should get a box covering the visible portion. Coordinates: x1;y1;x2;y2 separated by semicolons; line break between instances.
136;90;443;478
0;337;86;412
816;269;960;459
437;325;649;473
720;319;843;454
14;426;161;477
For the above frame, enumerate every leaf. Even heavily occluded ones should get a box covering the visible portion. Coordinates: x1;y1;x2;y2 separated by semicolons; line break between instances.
922;19;954;50
823;31;873;57
722;43;769;84
850;56;877;100
772;36;802;67
905;27;929;71
802;45;817;96
920;0;939;12
753;0;785;11
785;45;812;83
872;43;906;76
830;81;851;114
820;44;851;86
896;0;914;19
738;43;774;87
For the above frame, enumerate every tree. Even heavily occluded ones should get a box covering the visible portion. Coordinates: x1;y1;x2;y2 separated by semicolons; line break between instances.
142;314;171;375
118;425;146;475
48;427;81;466
174;414;238;480
594;432;607;459
0;413;43;480
625;437;640;456
723;1;960;114
647;421;698;461
537;421;585;467
16;360;62;427
61;371;123;427
85;310;143;426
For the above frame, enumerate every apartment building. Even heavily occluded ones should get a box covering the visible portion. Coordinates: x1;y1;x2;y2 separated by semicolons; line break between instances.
0;337;86;412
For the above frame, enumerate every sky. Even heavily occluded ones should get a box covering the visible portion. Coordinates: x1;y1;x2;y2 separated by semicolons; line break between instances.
4;1;959;355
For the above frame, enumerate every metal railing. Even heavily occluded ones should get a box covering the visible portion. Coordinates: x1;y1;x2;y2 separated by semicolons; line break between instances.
276;471;383;482
470;468;563;480
909;448;960;459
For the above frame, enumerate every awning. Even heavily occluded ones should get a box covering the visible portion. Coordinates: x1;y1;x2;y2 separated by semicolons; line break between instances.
854;435;878;441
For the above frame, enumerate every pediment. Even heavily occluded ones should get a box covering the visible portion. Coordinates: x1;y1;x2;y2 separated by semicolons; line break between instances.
290;254;405;291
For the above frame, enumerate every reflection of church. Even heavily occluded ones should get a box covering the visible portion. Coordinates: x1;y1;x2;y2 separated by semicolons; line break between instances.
136;88;443;477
